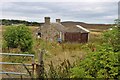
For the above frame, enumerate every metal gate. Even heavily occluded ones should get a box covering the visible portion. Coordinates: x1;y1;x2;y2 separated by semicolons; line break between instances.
0;53;35;79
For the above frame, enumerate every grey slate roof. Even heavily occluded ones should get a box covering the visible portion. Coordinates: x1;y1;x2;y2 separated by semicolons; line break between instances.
41;22;89;33
51;23;67;32
62;24;89;33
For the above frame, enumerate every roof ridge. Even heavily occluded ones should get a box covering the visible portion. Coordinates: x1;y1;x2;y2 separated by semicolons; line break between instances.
76;25;90;32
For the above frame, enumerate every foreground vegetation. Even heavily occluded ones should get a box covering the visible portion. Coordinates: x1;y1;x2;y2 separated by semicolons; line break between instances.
42;25;120;79
2;23;120;79
3;25;34;53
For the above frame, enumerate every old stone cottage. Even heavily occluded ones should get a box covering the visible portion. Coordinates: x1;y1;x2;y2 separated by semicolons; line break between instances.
38;17;90;43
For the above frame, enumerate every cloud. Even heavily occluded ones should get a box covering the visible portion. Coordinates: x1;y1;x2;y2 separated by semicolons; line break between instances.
1;0;120;2
1;2;118;24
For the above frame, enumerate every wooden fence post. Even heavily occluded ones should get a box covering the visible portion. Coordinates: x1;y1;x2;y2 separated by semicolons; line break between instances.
36;49;44;79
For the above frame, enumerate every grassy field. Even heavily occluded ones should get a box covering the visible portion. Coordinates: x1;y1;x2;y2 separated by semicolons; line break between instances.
1;25;105;78
1;25;104;64
29;25;104;67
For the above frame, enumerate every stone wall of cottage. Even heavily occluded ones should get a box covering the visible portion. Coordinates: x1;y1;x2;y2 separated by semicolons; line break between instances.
41;25;60;42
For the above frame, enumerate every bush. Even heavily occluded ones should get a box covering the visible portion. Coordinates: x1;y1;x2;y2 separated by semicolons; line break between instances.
3;25;33;52
70;45;119;78
70;26;120;78
103;26;120;52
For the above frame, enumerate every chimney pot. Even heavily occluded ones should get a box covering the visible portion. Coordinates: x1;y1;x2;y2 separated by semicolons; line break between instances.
56;19;61;23
45;17;50;25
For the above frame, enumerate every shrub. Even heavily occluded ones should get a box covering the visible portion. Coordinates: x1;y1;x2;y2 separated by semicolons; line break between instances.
3;25;33;52
70;45;119;78
70;25;120;78
103;26;120;52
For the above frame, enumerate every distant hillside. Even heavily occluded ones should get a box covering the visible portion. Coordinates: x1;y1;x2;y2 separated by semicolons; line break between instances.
1;19;115;31
61;21;115;32
1;19;41;26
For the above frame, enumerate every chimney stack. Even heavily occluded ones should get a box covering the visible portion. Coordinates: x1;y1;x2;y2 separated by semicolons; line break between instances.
45;17;50;25
56;19;61;23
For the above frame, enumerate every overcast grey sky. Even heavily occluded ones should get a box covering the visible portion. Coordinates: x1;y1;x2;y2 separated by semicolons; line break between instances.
0;0;119;24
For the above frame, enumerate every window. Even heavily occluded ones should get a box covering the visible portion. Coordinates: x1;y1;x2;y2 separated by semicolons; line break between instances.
37;32;41;37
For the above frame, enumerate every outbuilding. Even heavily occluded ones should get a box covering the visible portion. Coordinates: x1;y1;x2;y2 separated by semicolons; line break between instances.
64;25;90;43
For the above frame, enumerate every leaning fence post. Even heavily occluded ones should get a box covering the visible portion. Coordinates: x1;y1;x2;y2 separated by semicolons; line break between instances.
36;49;44;79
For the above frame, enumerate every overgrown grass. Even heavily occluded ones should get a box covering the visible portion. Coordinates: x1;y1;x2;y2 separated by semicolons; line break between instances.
2;25;107;78
2;26;103;65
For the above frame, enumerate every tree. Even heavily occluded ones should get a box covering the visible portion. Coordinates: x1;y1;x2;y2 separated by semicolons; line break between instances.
3;24;33;52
